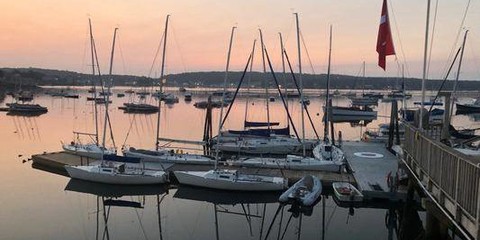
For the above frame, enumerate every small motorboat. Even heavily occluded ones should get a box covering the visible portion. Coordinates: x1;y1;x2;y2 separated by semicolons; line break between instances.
278;175;322;207
332;182;363;203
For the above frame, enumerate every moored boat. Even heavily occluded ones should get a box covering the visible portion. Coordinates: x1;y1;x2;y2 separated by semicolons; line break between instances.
279;175;322;206
174;169;287;191
332;182;363;203
65;162;167;185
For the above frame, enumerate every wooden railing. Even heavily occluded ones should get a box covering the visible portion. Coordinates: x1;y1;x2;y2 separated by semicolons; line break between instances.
403;123;480;238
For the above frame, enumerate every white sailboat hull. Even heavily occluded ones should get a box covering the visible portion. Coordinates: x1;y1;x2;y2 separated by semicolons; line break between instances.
62;144;115;159
124;148;215;165
213;137;313;155
65;165;167;185
174;170;287;191
231;155;342;172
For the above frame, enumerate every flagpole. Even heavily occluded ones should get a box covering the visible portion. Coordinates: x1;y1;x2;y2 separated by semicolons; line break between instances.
419;0;431;130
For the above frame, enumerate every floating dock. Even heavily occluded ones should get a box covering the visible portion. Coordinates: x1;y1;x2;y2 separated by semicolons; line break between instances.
31;141;405;201
341;141;404;201
31;151;354;187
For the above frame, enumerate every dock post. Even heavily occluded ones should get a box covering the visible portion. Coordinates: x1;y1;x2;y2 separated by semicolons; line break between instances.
424;199;450;240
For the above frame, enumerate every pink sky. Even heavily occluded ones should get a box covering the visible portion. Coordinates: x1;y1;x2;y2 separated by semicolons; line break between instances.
1;0;479;80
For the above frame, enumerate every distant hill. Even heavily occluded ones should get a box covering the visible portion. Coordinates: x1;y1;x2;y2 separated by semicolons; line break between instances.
1;67;479;91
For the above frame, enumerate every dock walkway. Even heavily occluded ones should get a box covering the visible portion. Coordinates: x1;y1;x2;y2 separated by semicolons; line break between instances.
31;151;354;187
341;141;401;200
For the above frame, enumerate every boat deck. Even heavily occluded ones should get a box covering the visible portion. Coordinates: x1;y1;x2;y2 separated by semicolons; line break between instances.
31;151;354;187
341;141;404;201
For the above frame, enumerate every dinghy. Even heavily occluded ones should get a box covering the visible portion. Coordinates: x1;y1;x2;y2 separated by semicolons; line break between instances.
332;182;363;203
279;175;322;207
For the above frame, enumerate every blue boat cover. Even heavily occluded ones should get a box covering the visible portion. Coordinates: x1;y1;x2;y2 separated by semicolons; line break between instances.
228;126;290;137
244;121;280;127
103;154;141;163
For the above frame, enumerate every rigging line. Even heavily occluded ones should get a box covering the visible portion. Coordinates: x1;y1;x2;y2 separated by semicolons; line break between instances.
244;40;257;128
80;25;90;73
283;49;320;140
220;53;253;128
148;31;166;78
299;31;316;74
116;31;128;75
388;0;411;77
440;0;471;78
264;47;301;142
171;21;188;73
122;114;135;149
131;201;149;240
426;0;439;79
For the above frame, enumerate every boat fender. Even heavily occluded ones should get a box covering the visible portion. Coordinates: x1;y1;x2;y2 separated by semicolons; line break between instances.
386;171;392;188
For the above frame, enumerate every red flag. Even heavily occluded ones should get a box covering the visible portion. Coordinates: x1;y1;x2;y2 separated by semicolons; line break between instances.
376;0;395;70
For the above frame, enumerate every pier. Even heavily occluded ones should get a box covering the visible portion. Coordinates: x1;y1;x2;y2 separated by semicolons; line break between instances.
31;151;354;187
403;122;480;239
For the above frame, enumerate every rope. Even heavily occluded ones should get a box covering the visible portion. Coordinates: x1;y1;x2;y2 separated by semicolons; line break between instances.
171;21;188;73
426;0;439;79
388;0;411;77
148;31;166;78
299;31;316;74
440;0;471;78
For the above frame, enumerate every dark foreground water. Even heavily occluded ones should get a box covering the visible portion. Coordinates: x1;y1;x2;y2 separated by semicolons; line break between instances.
1;88;478;239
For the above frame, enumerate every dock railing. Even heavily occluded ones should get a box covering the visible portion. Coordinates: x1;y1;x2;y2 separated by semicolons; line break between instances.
403;122;480;239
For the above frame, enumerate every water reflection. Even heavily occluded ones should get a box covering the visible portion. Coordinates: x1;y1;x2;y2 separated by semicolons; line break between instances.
65;179;168;240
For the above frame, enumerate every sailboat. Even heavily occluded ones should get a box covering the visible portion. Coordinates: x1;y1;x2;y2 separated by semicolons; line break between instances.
212;29;314;155
66;24;167;185
333;62;378;118
174;27;288;191
312;25;346;167
123;15;214;165
63;20;115;159
456;98;480;114
230;16;343;172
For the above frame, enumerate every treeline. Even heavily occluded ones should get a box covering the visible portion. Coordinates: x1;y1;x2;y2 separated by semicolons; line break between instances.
1;67;479;91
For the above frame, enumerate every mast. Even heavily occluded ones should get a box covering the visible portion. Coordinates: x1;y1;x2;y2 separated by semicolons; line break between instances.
258;29;271;130
324;25;333;142
449;30;468;120
155;15;170;151
279;32;289;125
243;40;256;129
214;26;236;169
294;13;306;156
88;18;99;146
101;27;118;149
362;61;366;95
419;0;431;130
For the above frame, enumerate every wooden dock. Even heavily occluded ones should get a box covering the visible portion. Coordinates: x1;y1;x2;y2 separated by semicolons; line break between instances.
31;151;354;187
341;141;404;201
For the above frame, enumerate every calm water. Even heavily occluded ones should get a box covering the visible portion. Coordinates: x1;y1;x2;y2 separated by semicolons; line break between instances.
1;88;477;240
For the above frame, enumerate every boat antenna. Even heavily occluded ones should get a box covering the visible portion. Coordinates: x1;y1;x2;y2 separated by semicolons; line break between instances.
294;12;306;157
156;15;170;151
214;26;236;170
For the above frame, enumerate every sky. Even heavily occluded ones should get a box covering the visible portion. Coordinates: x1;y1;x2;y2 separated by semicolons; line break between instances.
1;0;479;80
